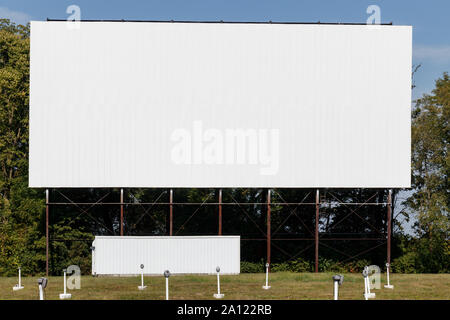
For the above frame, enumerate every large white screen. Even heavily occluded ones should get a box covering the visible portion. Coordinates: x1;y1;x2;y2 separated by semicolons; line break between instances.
29;21;412;188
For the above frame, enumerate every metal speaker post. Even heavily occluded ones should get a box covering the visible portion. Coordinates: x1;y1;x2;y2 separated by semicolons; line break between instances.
138;264;147;290
214;266;224;299
262;263;271;289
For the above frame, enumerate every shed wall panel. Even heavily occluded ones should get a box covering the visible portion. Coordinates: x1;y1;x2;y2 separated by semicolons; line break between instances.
91;236;240;275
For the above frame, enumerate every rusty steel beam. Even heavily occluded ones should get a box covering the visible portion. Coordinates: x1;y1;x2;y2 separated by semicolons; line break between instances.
120;188;124;236
218;189;222;235
315;189;319;273
45;202;388;206
45;189;49;276
242;238;385;241
267;189;271;271
169;189;173;236
387;189;392;265
46;19;394;26
51;237;385;242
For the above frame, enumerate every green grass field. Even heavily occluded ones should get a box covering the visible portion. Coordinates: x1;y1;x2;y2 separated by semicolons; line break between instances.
1;273;449;300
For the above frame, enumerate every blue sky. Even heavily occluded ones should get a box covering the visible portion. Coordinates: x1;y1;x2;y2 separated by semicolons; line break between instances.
1;0;449;100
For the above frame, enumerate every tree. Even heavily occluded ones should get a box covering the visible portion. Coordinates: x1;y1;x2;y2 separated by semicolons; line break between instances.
0;19;46;275
401;72;450;272
409;73;449;236
0;19;29;201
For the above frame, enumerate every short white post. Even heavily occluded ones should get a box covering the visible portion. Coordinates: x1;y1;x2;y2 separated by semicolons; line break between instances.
37;278;47;300
39;284;44;300
262;263;271;289
332;275;343;300
164;270;170;300
363;268;369;300
12;267;24;291
363;267;375;300
213;266;224;299
59;269;72;299
384;263;394;289
138;264;147;290
334;280;339;300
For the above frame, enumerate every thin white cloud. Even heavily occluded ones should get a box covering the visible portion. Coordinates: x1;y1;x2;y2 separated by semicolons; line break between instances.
0;6;32;25
413;45;450;64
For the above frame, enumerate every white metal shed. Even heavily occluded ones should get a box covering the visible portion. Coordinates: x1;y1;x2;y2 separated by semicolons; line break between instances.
91;236;240;275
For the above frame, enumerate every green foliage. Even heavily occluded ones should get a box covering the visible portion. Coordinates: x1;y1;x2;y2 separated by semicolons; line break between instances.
240;261;265;273
392;233;449;273
0;20;44;276
316;258;336;272
0;19;29;38
315;258;371;273
345;259;371;273
0;21;29;197
241;258;372;273
398;72;450;274
408;72;449;238
414;235;449;273
272;258;312;273
392;252;417;273
50;224;93;275
0;176;45;276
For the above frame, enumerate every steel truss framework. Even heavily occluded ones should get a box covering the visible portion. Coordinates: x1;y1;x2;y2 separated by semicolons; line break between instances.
44;188;393;276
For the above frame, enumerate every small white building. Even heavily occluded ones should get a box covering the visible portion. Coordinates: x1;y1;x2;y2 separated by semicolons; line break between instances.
91;236;240;275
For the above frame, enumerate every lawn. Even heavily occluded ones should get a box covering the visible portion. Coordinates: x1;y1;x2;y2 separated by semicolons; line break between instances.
0;272;449;300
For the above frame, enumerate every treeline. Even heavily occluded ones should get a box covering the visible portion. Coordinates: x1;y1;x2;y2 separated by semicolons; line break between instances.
0;20;448;275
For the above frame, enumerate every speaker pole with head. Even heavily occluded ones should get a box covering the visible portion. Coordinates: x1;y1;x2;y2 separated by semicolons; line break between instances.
59;268;72;299
262;263;271;289
164;270;170;300
138;264;147;290
37;277;48;300
384;263;394;289
214;266;224;299
332;275;344;300
12;267;24;291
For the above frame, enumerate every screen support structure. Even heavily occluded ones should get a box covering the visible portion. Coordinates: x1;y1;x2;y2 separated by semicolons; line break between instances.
387;189;392;267
169;189;173;236
218;189;223;235
45;189;49;276
267;189;271;271
315;189;320;273
120;188;124;236
43;188;394;276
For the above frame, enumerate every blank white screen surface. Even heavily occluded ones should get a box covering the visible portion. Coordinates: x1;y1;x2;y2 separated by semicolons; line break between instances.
29;21;412;188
